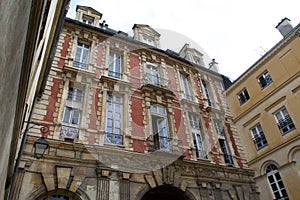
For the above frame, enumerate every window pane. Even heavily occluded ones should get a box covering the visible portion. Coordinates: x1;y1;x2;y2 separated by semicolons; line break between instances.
82;48;89;64
76;89;83;101
62;107;71;123
75;47;82;62
107;119;113;127
157;118;168;137
72;110;80;124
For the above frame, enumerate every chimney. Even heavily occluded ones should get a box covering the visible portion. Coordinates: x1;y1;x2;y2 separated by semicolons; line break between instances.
209;59;219;73
276;18;293;37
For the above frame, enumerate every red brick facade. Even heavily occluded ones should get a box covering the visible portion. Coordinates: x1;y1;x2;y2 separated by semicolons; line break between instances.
30;18;246;169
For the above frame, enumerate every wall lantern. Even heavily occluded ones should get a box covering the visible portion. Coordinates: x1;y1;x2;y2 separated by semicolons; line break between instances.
33;136;49;159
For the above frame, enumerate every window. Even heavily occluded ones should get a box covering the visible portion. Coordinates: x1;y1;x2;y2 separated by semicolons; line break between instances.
274;107;295;135
258;71;272;89
238;89;250;105
74;43;90;69
67;87;83;102
143;37;154;46
150;104;169;151
202;80;212;106
180;75;192;100
188;114;206;159
214;120;225;137
105;94;123;145
266;164;289;200
108;52;122;79
60;86;83;139
62;107;80;125
219;138;233;165
250;124;268;150
82;15;94;25
146;63;160;86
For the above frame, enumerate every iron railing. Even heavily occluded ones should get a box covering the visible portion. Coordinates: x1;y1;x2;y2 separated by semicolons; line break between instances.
183;93;194;101
73;61;88;70
196;149;208;159
144;73;171;89
147;133;183;153
60;125;79;139
108;71;122;79
224;153;234;165
105;132;123;145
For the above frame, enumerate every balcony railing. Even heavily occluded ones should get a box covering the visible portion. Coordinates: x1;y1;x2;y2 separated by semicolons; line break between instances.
108;71;122;79
147;134;183;153
277;116;295;134
105;132;123;145
60;125;79;139
196;149;208;159
224;153;234;165
73;61;88;70
183;93;194;101
144;73;171;89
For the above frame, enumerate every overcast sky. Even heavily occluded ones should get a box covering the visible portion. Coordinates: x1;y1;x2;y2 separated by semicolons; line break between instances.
68;0;299;80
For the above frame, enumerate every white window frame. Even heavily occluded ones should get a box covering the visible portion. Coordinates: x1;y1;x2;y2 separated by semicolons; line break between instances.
250;124;268;150
74;42;90;69
258;71;272;89
62;107;80;126
146;63;160;86
105;94;123;145
143;37;154;46
150;104;170;151
202;80;212;107
67;87;83;102
188;114;206;159
180;74;192;100
238;89;250;105
214;120;225;138
218;138;233;165
108;51;122;79
274;107;295;135
266;164;289;200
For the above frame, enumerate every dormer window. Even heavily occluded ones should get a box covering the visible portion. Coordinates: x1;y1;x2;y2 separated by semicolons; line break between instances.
132;24;160;48
76;5;102;27
143;37;154;46
83;19;92;25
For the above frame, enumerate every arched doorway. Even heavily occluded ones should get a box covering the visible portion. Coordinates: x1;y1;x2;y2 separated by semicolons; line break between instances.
141;185;191;200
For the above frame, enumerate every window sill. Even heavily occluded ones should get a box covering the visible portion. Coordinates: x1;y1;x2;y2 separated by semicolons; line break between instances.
104;142;125;148
256;144;268;151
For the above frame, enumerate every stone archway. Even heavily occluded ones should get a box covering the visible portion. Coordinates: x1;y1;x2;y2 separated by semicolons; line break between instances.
141;185;191;200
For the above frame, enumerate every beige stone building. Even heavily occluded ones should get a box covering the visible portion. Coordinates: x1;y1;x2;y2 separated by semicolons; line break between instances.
0;0;70;199
13;6;259;200
224;18;300;200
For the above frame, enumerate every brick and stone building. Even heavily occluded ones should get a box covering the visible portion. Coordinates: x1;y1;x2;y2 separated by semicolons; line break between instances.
13;5;259;200
224;18;300;199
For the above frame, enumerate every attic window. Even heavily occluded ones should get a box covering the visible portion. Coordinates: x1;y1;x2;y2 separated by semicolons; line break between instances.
143;37;154;46
82;15;94;25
